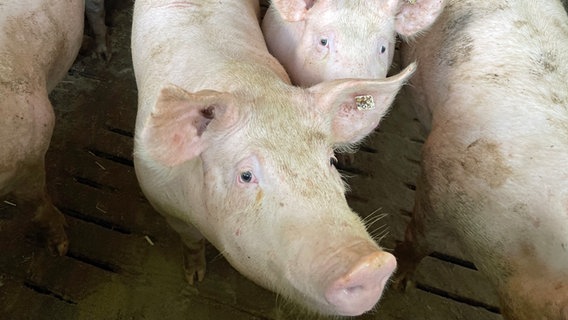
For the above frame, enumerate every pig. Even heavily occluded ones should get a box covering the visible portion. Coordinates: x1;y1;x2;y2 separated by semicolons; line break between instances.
0;0;84;254
261;0;446;87
393;0;568;319
131;0;416;316
85;0;111;62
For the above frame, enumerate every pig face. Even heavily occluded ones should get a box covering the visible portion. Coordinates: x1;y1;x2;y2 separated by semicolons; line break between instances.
262;0;445;86
138;64;416;316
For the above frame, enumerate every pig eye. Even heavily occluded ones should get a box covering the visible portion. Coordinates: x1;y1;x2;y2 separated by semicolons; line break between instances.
319;38;328;47
239;170;254;183
380;45;386;54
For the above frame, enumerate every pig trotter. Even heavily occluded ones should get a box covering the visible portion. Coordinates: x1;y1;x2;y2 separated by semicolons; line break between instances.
182;238;206;285
32;203;69;256
392;240;419;291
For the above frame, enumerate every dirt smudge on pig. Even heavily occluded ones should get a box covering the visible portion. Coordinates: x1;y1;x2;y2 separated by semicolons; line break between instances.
256;189;264;205
461;138;512;188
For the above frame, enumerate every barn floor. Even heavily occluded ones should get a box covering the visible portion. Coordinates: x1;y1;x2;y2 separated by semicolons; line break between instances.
0;2;504;320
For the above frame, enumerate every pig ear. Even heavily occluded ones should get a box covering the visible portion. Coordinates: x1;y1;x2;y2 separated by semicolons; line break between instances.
271;0;317;21
141;85;236;167
395;0;446;37
310;63;416;146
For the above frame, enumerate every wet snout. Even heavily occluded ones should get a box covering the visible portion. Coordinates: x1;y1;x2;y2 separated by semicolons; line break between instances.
325;250;396;316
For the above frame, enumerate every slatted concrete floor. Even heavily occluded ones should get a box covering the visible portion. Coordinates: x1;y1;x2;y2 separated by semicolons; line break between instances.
0;2;504;319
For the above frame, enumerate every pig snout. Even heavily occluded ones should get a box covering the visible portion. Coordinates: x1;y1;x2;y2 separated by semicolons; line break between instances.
325;250;396;316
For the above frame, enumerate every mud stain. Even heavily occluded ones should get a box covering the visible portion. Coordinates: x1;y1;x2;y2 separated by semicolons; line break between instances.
460;138;512;188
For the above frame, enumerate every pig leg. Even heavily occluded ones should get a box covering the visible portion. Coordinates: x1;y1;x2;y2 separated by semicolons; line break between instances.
85;0;111;62
13;164;68;256
183;238;206;285
393;171;433;290
166;217;206;285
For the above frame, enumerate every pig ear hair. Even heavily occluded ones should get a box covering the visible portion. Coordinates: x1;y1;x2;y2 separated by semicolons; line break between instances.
310;63;416;146
141;84;236;167
271;0;317;21
395;0;446;37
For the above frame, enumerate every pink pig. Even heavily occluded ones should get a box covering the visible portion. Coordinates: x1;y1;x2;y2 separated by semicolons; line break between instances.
395;0;568;319
262;0;445;87
132;0;416;316
0;0;84;254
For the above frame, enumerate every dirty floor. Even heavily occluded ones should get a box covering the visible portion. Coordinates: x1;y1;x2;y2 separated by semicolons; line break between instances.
0;2;504;319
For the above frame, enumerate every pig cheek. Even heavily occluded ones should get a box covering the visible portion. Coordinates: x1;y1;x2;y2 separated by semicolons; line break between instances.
233;188;264;238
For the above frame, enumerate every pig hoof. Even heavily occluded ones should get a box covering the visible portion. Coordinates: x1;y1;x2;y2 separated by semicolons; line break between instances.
96;42;112;63
183;239;206;285
392;273;414;292
45;219;69;256
184;266;205;285
33;205;69;256
49;235;70;256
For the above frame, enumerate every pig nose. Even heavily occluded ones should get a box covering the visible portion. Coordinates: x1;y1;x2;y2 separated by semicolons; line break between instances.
325;251;396;316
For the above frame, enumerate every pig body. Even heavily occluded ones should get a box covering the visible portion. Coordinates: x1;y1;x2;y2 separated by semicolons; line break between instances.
132;0;415;316
0;0;84;254
261;0;446;87
395;0;568;318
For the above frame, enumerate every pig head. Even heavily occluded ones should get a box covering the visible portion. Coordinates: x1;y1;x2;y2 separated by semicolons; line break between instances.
394;0;568;319
0;0;84;254
262;0;445;86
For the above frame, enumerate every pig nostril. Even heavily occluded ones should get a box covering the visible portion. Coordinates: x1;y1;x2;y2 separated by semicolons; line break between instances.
343;285;364;295
325;251;396;316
